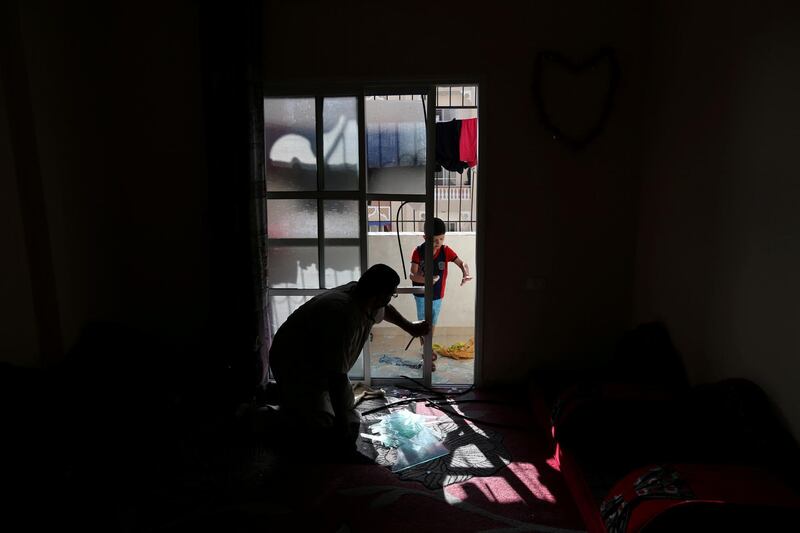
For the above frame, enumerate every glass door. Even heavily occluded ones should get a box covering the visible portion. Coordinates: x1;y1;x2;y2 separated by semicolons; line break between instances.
364;86;479;388
363;91;436;386
264;86;438;387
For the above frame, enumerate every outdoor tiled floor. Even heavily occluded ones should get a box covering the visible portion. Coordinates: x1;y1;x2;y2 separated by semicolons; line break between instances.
369;326;475;385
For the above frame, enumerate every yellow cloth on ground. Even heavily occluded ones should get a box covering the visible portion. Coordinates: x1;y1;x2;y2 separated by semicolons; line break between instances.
432;338;475;360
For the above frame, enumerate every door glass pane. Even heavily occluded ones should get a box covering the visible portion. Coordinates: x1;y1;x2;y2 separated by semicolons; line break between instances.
429;229;476;386
463;86;477;106
269;294;313;335
365;96;426;194
324;199;359;238
370;294;423;380
267;292;312;382
265;98;317;191
367;202;424;380
436;86;451;107
268;293;366;380
349;349;366;380
367;201;425;286
324;200;360;288
323;97;359;190
450;86;464;106
267;199;319;288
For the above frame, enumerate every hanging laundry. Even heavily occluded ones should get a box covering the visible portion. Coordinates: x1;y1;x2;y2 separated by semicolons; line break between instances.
367;121;427;170
435;118;478;173
435;119;469;173
459;118;478;168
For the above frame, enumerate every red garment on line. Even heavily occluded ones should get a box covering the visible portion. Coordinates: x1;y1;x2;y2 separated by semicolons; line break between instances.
459;118;478;168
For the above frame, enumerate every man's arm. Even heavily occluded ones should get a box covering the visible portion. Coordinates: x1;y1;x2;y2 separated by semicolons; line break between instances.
453;257;473;285
328;372;355;416
384;304;429;338
327;372;360;451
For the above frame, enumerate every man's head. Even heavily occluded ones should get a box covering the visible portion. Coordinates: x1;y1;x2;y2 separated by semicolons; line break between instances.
430;217;446;249
355;264;400;310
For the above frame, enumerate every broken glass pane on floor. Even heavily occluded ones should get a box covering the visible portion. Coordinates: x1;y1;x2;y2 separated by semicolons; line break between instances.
361;409;449;472
377;354;423;370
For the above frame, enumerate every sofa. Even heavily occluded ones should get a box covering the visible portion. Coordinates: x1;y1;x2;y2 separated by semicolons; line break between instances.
529;323;800;532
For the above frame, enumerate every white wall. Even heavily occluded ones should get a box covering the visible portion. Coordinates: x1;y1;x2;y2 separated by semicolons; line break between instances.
635;1;800;439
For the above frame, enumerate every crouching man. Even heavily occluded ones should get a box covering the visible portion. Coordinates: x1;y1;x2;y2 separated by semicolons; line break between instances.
268;264;429;461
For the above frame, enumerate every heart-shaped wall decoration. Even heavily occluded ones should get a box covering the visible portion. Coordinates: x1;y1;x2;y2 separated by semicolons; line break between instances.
532;48;620;150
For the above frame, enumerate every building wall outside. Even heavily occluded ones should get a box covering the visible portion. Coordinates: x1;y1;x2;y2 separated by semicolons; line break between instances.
370;233;476;328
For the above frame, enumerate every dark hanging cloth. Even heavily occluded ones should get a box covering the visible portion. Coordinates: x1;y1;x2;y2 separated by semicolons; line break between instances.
435;119;469;173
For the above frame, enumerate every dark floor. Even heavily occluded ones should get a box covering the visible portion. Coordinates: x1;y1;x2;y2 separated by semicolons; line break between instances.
2;359;430;532
0;323;574;532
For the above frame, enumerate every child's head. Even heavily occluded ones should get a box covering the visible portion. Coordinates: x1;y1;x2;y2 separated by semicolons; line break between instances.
430;217;446;248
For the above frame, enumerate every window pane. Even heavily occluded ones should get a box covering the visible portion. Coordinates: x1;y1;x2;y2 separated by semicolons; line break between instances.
463;86;477;106
267;199;319;288
365;96;426;195
268;295;365;380
265;98;317;191
269;294;313;337
367;201;425;289
370;294;423;379
324;200;360;288
349;349;365;380
368;200;425;233
323;97;359;190
324;200;359;238
450;86;464;106
324;245;360;288
436;86;451;107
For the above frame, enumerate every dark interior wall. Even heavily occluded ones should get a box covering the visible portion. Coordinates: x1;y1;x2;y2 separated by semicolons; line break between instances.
4;0;648;386
0;67;39;366
635;1;800;438
5;0;211;356
263;0;647;383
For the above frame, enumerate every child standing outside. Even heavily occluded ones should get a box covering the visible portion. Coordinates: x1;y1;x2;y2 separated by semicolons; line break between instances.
410;218;472;368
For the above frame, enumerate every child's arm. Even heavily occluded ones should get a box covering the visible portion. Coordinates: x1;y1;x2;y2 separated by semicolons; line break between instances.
409;263;439;284
453;257;473;286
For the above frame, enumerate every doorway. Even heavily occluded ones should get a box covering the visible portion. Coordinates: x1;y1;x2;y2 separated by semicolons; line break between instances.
263;84;479;388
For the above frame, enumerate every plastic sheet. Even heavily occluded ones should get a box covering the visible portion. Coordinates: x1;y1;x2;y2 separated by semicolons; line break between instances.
361;409;449;472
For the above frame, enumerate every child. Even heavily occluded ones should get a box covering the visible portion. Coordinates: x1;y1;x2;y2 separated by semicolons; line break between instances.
410;218;472;370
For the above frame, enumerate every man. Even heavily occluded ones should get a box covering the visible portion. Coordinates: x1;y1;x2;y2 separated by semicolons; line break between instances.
268;264;429;459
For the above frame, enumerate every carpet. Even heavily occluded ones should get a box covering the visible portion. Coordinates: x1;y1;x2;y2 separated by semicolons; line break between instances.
285;390;589;532
160;390;588;533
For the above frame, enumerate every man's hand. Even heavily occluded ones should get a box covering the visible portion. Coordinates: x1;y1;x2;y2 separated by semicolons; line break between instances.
384;306;430;338
407;320;430;338
460;275;473;286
